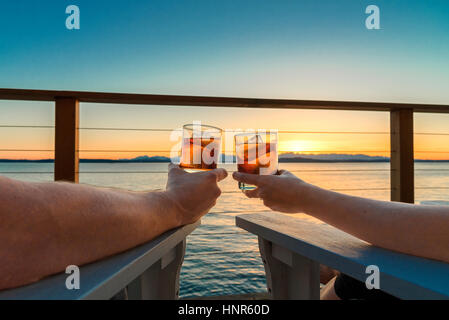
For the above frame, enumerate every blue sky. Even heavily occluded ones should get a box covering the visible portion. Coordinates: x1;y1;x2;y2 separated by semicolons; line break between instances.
1;0;449;103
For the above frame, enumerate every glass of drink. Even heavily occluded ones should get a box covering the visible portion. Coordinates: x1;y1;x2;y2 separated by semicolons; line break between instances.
179;123;222;171
235;131;278;190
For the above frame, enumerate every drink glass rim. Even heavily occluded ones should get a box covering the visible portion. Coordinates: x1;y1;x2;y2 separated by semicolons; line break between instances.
234;131;278;139
183;123;222;133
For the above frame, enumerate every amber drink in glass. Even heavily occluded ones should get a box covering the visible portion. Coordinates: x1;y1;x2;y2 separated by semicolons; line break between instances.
235;131;278;190
180;124;222;171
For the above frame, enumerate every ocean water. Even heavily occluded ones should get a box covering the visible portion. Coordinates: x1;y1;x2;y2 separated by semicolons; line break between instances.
1;162;448;298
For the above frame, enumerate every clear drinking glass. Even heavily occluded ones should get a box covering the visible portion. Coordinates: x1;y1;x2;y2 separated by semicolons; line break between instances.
235;131;278;190
179;123;222;171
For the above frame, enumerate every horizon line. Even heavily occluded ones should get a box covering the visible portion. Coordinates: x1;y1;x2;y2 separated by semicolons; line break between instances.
0;153;448;163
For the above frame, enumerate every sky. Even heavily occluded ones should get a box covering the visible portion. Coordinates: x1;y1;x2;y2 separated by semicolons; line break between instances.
1;0;449;160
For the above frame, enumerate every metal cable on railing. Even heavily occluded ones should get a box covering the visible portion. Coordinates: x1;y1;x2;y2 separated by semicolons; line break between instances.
415;133;449;136
4;169;448;174
0;170;393;174
0;172;54;174
0;125;54;129
77;128;392;134
1;149;394;153
0;149;54;152
2;124;449;136
74;149;393;153
3;148;449;154
79;169;393;174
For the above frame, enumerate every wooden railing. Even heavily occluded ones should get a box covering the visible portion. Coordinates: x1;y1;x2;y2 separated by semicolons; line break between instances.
1;88;449;203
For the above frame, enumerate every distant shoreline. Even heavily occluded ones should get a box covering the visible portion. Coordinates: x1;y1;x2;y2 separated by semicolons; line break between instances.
1;159;448;163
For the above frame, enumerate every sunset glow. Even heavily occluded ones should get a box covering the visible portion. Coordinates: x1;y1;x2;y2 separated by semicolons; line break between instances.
279;140;326;154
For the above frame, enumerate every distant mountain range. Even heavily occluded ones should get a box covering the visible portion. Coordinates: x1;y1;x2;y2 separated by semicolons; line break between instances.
278;153;390;162
0;155;170;163
1;154;448;163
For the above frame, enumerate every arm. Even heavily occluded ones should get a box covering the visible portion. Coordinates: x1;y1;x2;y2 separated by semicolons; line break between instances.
0;164;227;290
233;170;449;263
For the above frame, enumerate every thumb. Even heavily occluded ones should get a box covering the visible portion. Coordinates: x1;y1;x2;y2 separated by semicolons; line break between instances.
168;163;186;175
232;172;265;186
278;169;295;177
209;168;228;182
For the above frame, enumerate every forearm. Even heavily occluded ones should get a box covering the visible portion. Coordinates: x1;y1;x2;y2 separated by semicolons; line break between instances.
0;177;181;290
298;182;449;263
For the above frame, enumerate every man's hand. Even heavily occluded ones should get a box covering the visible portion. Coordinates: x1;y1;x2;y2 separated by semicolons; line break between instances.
232;170;306;213
166;163;228;225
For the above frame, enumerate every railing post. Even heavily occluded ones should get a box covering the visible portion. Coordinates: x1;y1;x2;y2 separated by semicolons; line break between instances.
390;109;414;203
54;97;79;183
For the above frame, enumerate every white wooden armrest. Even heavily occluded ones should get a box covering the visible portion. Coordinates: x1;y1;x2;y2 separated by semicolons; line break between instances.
236;212;449;300
0;221;200;300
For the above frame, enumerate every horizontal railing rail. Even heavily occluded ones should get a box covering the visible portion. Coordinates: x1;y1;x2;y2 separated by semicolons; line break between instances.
1;88;449;113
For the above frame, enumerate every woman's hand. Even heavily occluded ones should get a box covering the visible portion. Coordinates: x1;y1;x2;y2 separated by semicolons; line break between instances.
232;170;307;213
166;163;228;225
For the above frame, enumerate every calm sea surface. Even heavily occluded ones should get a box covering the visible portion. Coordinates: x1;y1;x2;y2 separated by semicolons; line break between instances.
1;162;448;297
